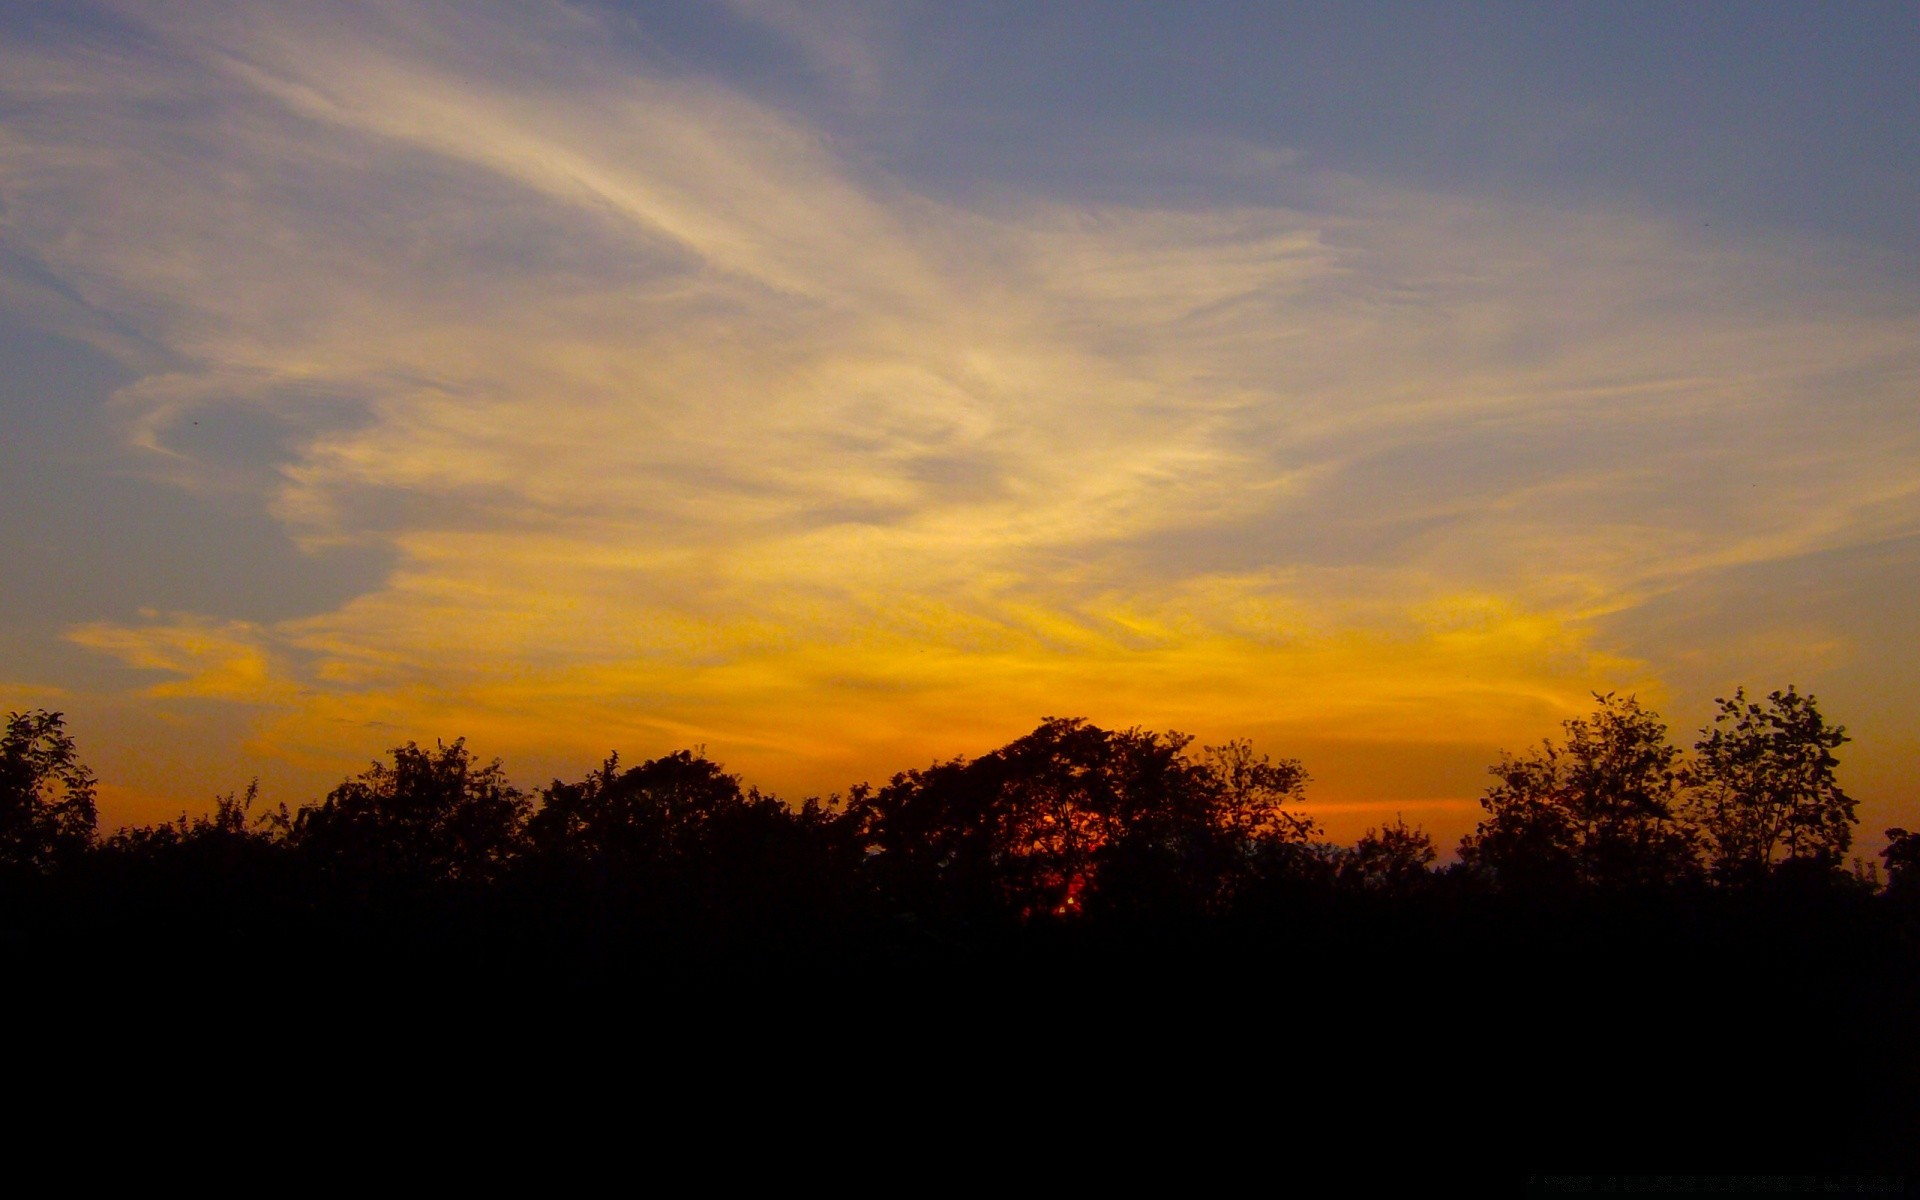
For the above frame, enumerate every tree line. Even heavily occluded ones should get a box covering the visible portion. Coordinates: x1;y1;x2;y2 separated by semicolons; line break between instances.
10;688;1920;1175
4;685;1916;929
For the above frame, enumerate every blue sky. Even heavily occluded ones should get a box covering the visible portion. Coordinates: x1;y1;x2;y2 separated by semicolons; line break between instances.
2;1;1917;847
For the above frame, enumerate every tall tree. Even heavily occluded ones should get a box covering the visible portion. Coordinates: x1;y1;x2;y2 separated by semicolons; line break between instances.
1458;694;1698;889
0;709;97;873
1685;687;1855;883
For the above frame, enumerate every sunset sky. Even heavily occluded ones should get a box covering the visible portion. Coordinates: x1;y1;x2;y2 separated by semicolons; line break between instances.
3;1;1917;851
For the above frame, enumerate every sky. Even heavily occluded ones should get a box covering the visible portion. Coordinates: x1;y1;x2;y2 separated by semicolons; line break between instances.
2;1;1918;851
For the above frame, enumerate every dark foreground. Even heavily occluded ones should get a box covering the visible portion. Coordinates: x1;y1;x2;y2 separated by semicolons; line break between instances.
15;886;1918;1191
6;703;1917;1188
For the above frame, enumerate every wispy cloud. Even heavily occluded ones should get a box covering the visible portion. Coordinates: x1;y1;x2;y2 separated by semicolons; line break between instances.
0;681;71;710
719;0;895;101
66;612;299;705
4;2;1917;831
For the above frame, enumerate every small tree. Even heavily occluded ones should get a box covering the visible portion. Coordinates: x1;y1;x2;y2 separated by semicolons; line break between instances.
0;709;98;872
1340;816;1436;894
1878;828;1919;901
1685;687;1854;883
1458;693;1698;889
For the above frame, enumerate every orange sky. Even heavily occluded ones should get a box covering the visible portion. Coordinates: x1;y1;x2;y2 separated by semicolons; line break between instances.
3;3;1918;858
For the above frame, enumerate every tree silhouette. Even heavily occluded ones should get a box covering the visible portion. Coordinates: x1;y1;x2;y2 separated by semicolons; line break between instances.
530;750;767;866
1458;693;1698;890
852;718;1315;920
524;748;853;927
1339;816;1436;894
1685;687;1855;884
1200;738;1315;845
0;709;97;873
854;718;1135;919
1881;827;1920;901
292;739;528;888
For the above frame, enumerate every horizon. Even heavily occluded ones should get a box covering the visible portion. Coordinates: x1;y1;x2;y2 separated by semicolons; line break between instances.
3;2;1918;856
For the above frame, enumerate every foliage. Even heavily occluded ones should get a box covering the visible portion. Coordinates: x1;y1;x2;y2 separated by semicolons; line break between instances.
1201;738;1316;845
104;780;287;853
530;749;779;866
1684;687;1855;883
93;781;296;924
525;748;856;925
3;689;1894;926
1339;816;1437;894
0;709;98;872
851;717;1315;920
291;739;529;887
1458;693;1699;890
1882;827;1920;900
